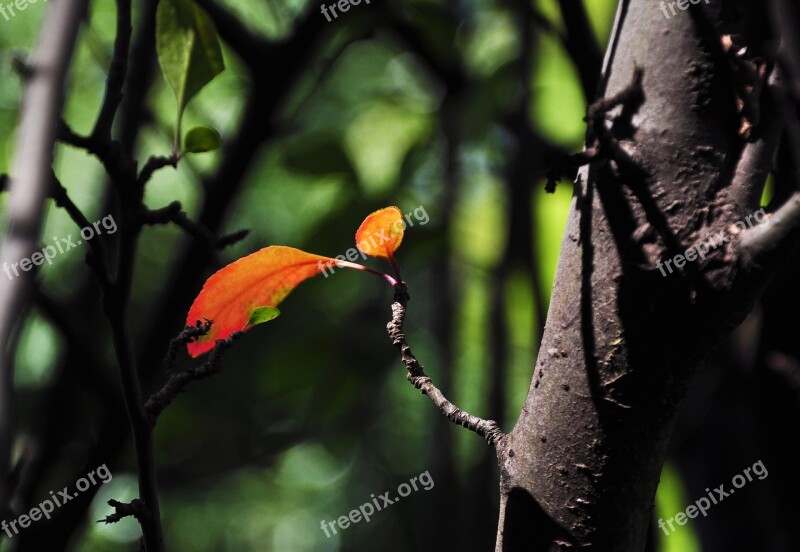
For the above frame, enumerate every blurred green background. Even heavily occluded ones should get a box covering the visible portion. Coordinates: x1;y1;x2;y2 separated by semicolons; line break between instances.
1;0;759;550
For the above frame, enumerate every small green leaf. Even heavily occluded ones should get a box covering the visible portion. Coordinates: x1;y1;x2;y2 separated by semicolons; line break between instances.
156;0;225;147
184;126;222;153
244;306;281;328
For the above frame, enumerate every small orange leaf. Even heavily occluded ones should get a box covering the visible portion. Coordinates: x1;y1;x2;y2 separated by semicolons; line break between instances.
355;206;405;259
186;246;336;357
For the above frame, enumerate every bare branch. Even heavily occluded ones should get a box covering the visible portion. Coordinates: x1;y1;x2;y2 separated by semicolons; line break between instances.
740;193;800;260
49;175;114;290
386;284;505;447
100;498;150;525
557;0;603;101
137;155;178;187
138;201;250;249
93;0;132;142
145;324;243;425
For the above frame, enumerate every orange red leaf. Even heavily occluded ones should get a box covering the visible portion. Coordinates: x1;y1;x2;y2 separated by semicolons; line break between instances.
186;206;409;357
186;246;336;357
355;206;405;259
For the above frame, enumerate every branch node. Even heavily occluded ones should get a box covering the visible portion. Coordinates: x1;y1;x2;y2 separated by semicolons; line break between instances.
100;498;151;525
145;323;243;426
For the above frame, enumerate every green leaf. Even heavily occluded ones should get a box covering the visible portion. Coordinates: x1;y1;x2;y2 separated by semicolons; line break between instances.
156;0;225;145
184;126;222;153
244;306;281;328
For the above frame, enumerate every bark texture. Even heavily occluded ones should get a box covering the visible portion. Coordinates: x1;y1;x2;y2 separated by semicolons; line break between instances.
496;1;782;550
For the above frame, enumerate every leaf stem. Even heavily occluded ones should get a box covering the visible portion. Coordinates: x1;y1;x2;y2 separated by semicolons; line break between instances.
388;252;403;283
336;260;397;286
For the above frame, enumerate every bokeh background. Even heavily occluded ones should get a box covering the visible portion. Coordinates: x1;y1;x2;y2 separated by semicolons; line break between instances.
1;0;796;551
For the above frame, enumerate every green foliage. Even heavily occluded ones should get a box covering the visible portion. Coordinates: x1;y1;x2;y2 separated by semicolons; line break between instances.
184;125;222;153
245;306;281;328
156;0;224;148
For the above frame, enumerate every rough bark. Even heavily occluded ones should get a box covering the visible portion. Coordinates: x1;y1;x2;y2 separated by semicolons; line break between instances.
496;1;784;550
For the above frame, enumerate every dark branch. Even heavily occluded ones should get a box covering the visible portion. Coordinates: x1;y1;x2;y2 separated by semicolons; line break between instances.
145;323;243;425
163;320;213;373
93;0;132;142
100;498;150;525
58;120;96;152
137;155;178;187
557;0;603;101
49;175;114;290
138;201;250;249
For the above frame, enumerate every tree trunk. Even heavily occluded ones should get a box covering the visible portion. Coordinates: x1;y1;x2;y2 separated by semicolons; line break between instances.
495;0;783;549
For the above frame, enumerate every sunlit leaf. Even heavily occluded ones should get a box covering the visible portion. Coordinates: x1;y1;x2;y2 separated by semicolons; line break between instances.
184;125;222;153
156;0;224;144
186;246;336;357
355;206;405;259
245;306;281;328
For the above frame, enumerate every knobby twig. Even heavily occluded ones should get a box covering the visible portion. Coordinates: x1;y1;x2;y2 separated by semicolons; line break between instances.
137;155;178;187
545;147;600;193
145;322;243;425
386;284;505;446
100;498;150;525
138;201;250;250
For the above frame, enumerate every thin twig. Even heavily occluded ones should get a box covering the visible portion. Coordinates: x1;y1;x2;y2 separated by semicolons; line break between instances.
49;175;114;290
93;0;132;142
58;120;96;152
100;498;150;525
145;323;243;425
386;284;505;446
137;155;178;187
138;201;250;249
